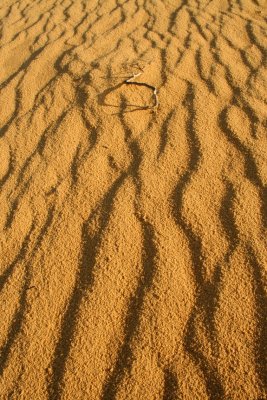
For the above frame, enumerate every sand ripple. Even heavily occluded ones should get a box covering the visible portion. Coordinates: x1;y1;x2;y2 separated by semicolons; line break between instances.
0;0;267;398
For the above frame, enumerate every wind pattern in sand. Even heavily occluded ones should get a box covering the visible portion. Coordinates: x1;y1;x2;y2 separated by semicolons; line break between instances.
0;0;267;398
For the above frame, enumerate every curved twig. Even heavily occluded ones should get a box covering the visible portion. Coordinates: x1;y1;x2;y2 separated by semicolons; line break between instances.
124;71;159;111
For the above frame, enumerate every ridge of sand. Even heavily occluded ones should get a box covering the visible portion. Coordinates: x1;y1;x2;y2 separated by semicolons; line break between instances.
0;0;267;399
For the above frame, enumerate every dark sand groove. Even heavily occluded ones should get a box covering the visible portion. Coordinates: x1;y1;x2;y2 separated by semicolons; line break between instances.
101;219;157;400
1;205;55;376
162;368;180;400
246;245;267;392
49;173;127;399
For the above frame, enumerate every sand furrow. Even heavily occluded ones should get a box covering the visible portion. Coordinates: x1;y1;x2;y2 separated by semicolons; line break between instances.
0;0;267;399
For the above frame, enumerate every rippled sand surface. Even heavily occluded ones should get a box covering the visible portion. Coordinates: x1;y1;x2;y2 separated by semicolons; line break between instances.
1;0;267;398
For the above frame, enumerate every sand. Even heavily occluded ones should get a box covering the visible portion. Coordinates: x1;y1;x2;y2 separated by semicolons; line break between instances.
0;0;267;398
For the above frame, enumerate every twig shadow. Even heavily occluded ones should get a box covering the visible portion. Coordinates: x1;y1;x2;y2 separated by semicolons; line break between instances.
97;79;157;113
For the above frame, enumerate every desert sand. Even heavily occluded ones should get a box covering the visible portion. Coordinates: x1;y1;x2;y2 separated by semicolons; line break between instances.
0;0;267;398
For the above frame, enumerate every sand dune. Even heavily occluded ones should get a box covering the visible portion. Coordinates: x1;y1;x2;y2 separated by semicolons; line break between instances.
0;0;267;398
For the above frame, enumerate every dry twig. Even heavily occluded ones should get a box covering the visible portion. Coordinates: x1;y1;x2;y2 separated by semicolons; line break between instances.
124;71;159;111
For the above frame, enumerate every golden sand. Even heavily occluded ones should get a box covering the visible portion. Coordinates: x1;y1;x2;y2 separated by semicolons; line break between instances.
0;0;267;398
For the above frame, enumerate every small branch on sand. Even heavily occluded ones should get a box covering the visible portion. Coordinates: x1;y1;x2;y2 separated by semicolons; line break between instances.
98;68;159;112
124;71;159;111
